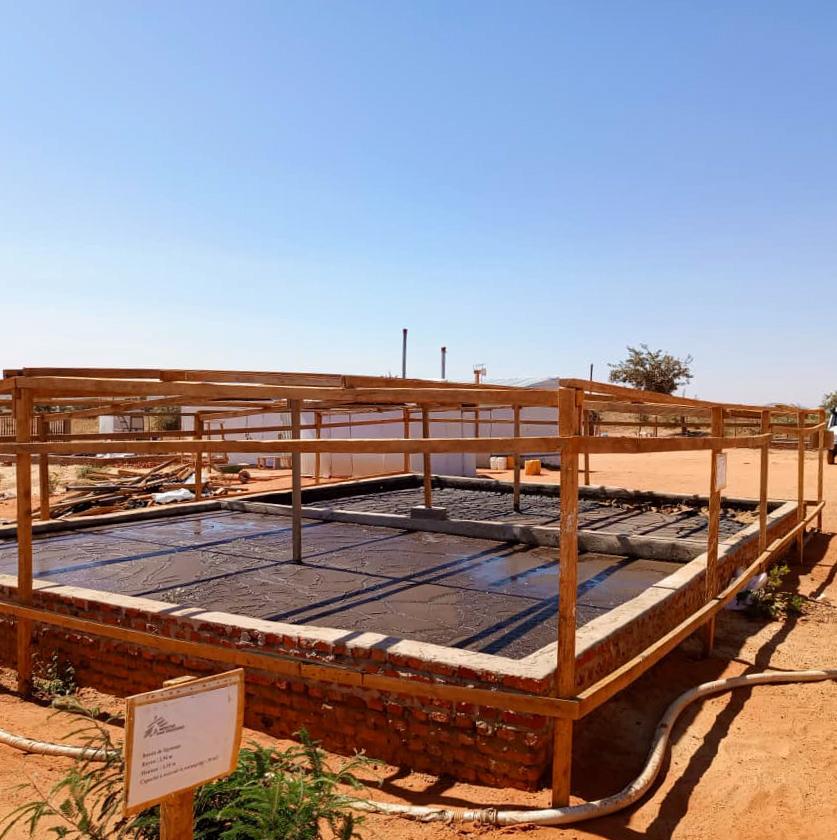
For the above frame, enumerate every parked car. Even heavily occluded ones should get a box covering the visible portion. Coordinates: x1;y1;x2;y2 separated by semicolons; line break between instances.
828;408;837;465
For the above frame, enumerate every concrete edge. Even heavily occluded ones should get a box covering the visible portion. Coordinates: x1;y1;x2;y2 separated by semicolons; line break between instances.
223;499;706;562
522;500;800;673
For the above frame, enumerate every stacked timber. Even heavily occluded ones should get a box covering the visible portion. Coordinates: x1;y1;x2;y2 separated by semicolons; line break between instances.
43;458;214;518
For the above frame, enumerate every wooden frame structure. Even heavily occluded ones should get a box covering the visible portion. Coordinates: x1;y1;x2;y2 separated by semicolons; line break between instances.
0;367;827;805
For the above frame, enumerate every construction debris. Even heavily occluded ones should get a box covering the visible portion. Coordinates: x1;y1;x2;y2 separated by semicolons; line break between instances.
40;459;254;519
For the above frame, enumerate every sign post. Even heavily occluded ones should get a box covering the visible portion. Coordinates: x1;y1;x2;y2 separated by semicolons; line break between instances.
123;669;245;838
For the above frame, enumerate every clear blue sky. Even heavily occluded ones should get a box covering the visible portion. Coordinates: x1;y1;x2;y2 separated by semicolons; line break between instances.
0;2;833;405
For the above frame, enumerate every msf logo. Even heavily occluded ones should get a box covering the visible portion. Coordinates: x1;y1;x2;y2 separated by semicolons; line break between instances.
144;715;185;738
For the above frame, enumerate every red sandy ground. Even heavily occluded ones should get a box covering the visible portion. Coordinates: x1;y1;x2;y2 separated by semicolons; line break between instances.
0;449;834;838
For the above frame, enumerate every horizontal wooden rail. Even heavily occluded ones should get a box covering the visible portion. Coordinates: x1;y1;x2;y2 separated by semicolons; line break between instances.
0;432;773;457
562;378;819;415
6;367;517;392
580;433;770;454
0;436;566;456
4;376;561;407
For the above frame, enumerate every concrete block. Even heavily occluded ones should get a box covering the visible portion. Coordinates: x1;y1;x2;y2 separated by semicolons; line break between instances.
410;505;449;521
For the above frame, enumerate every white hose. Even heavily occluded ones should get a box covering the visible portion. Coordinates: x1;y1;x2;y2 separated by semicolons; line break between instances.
1;669;834;824
350;668;837;826
0;727;116;760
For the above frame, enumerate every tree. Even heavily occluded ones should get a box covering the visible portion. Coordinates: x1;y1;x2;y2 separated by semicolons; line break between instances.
822;391;837;414
608;344;693;395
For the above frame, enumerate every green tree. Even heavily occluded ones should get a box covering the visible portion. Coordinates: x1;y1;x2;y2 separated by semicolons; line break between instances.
608;344;693;395
821;391;837;414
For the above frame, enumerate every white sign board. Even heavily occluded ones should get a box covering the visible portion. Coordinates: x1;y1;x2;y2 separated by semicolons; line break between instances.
714;452;727;492
124;670;244;815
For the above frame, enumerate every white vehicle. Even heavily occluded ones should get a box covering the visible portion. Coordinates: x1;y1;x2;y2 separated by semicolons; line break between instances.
828;409;837;465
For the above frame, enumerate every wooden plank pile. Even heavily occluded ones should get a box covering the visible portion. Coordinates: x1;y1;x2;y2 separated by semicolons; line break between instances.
42;458;216;518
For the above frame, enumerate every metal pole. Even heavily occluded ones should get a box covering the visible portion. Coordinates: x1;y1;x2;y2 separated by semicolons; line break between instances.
441;346;446;380
401;328;408;379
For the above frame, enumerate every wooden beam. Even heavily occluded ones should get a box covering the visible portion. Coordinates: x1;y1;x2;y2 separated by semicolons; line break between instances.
584;399;711;418
552;387;579;807
314;411;322;485
402;408;411;474
193;416;203;498
422;407;432;508
817;409;825;531
513;405;521;512
47;394;193;422
291;400;302;563
758;410;769;556
198;403;288;422
14;388;33;695
13;367;517;391
160;789;194;839
11;376;559;407
797;410;805;564
37;415;50;521
561;378;817;415
581;406;590;486
0;435;567;457
0;432;774;459
702;406;724;656
579;434;768;454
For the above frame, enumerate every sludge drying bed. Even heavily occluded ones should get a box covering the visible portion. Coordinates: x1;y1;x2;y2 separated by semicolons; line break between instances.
0;510;678;659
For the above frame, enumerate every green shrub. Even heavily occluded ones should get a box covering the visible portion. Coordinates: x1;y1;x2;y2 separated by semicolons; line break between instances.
33;652;77;699
0;724;367;840
741;563;806;620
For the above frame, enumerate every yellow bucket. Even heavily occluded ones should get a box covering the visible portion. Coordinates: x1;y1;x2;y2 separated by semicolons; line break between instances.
524;459;541;476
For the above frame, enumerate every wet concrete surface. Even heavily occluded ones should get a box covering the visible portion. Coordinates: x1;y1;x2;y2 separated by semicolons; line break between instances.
0;511;680;658
307;486;748;539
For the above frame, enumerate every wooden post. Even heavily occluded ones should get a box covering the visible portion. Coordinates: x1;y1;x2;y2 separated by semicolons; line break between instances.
817;409;824;531
314;411;322;485
193;416;203;498
758;410;769;557
160;790;194;839
581;406;590;486
402;408;411;474
513;405;521;512
552;387;579;807
37;415;50;521
796;410;805;564
702;406;723;657
159;675;196;839
422;407;432;508
290;400;302;563
14;388;34;695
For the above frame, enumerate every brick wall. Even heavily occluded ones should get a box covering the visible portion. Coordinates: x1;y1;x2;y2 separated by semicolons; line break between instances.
0;580;553;790
573;503;798;690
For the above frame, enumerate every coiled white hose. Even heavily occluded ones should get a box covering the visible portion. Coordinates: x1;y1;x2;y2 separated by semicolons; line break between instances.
350;668;837;826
